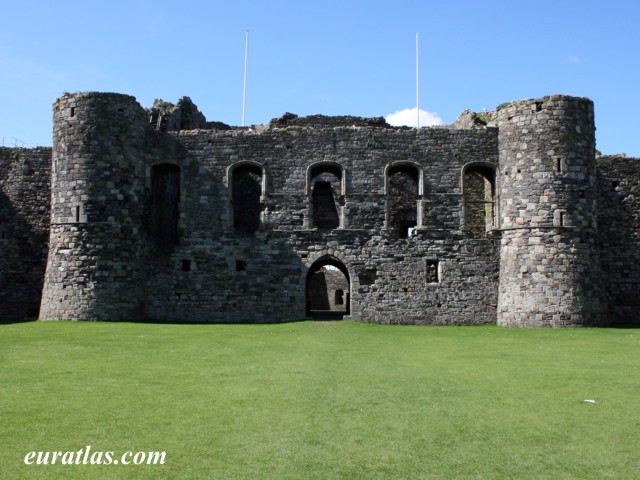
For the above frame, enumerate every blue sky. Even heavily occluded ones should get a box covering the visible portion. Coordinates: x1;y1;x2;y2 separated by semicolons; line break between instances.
1;0;639;156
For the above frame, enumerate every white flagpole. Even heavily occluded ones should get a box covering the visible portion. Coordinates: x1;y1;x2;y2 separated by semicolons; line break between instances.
416;32;420;129
242;30;249;127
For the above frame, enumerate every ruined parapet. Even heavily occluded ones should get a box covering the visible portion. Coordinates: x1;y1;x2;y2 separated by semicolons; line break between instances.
39;92;150;321
496;95;606;326
451;110;491;129
268;112;390;129
147;96;213;131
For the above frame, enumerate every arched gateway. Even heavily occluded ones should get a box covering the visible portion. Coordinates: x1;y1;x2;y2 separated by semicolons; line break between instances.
306;256;350;320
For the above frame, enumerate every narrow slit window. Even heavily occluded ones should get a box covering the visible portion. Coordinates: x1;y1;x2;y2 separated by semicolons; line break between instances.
554;209;567;227
426;260;440;284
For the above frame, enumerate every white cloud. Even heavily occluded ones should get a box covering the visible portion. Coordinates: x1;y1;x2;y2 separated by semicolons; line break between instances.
385;107;443;127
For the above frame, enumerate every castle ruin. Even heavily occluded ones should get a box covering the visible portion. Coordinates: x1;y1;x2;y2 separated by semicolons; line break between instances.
1;92;638;326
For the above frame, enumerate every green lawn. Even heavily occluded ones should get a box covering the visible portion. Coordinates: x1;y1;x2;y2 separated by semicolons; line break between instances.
1;321;639;479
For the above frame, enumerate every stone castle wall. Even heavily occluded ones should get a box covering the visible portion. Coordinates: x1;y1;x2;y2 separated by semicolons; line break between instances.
596;155;640;325
1;92;638;326
0;147;51;320
142;121;500;324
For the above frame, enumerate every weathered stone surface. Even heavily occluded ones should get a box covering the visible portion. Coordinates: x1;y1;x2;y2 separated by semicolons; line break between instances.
596;155;640;325
0;147;51;319
0;92;638;326
495;96;606;327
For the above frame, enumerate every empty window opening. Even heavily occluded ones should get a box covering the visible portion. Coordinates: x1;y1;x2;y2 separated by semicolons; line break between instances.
306;259;350;320
358;268;377;286
535;101;543;112
70;107;75;117
150;164;181;248
463;164;496;237
232;164;263;234
149;111;159;129
556;158;563;173
426;260;440;284
75;205;81;223
235;260;247;272
309;165;342;230
387;165;419;238
182;259;192;272
312;181;340;229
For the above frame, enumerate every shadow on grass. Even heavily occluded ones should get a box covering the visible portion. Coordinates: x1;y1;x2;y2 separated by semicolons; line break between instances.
0;318;38;325
50;317;325;326
4;316;638;328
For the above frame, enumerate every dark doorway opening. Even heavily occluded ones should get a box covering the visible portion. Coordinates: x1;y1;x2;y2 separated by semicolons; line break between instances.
150;164;180;248
232;164;263;234
306;257;350;320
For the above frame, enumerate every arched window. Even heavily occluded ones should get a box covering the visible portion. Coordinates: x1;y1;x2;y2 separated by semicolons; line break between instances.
462;163;496;237
386;163;420;238
150;164;180;248
307;163;344;230
230;163;264;234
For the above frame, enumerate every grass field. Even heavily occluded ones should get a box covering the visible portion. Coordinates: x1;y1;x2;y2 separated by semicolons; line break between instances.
1;320;639;479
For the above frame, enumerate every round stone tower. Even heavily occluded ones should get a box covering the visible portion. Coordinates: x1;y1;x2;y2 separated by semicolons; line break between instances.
496;95;606;327
40;92;150;320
